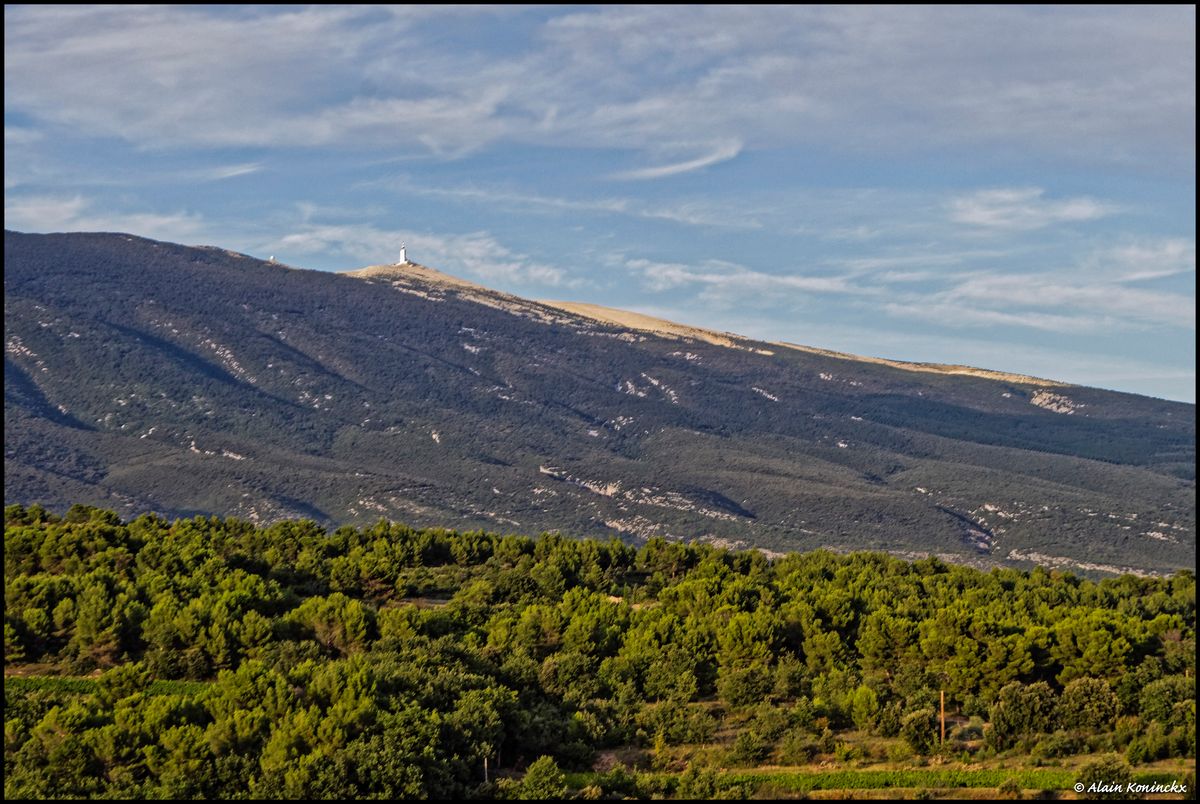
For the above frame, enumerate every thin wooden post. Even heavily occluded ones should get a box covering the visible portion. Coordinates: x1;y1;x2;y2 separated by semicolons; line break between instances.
484;755;489;783
940;689;946;746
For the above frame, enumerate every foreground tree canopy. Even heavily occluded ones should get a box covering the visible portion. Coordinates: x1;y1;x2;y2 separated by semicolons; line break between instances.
4;504;1195;798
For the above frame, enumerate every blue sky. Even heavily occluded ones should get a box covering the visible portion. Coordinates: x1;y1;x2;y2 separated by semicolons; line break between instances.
5;5;1195;401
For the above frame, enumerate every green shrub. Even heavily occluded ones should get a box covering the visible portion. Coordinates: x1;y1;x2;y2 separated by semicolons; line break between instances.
901;709;937;756
717;664;773;709
1058;678;1118;732
988;682;1056;749
1112;715;1140;748
1031;730;1083;760
594;766;638;797
834;741;863;763
789;697;816;733
677;763;748;800
730;730;771;765
1075;755;1135;800
519;756;567;800
818;726;837;753
751;703;791;742
1139;676;1194;727
777;728;820;764
877;700;903;738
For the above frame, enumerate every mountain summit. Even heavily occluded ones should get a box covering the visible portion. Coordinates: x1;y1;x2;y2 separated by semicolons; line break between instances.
4;230;1194;574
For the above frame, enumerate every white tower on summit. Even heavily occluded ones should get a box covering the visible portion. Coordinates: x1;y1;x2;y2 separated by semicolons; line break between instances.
398;243;407;265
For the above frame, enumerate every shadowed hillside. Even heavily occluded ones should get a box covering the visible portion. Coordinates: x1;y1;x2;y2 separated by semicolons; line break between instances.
4;230;1194;574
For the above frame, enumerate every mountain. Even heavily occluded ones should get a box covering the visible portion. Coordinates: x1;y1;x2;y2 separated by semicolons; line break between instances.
4;230;1195;575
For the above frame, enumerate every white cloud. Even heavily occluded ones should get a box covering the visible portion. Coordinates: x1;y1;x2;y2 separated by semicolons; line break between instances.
538;5;1194;168
1097;239;1195;283
201;163;263;181
834;249;1016;275
940;275;1194;330
376;178;764;230
625;258;861;296
3;6;499;151
637;201;763;230
4;6;1192;168
619;229;1195;337
4;194;207;241
611;141;742;180
948;187;1118;230
375;181;633;216
875;238;1196;333
4;195;89;230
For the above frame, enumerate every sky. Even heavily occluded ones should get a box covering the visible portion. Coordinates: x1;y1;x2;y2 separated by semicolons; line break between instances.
4;5;1195;402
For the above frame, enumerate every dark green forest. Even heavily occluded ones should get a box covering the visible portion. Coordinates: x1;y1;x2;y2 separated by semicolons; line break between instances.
4;505;1195;799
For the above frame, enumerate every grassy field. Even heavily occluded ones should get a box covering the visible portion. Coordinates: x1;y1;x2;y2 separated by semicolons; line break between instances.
569;764;1193;799
567;734;1195;800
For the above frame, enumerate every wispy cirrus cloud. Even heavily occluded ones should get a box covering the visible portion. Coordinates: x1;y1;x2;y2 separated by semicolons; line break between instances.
610;140;743;180
375;178;764;230
4;194;207;241
937;273;1194;330
877;236;1196;333
373;181;633;216
948;187;1118;230
621;233;1195;335
4;194;89;229
625;257;862;296
1096;238;1195;283
833;248;1018;275
199;163;263;181
5;6;1192;169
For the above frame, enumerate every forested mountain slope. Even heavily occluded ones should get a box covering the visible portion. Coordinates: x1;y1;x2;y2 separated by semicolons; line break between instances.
4;230;1194;574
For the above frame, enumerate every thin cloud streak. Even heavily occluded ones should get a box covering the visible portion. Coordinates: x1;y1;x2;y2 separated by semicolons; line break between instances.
203;163;263;181
625;257;865;296
611;141;743;180
376;179;763;230
1099;239;1196;283
948;187;1119;230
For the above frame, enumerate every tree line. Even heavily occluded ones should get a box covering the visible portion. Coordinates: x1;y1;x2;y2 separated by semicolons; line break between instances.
4;504;1195;798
